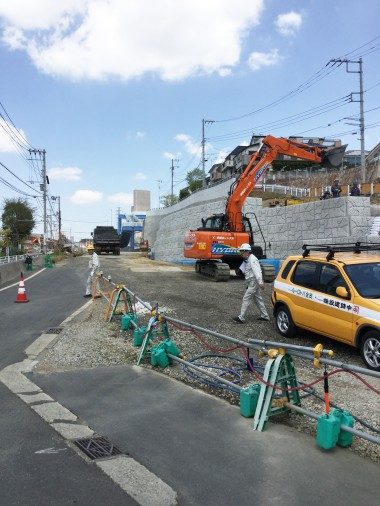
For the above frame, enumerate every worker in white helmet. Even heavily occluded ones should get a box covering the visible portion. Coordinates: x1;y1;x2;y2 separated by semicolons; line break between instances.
84;246;100;297
233;243;269;324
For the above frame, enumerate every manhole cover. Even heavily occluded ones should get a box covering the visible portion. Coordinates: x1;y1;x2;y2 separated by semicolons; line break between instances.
45;327;63;334
74;436;123;460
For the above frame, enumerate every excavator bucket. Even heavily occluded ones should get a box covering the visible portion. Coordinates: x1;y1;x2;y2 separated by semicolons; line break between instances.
322;144;347;168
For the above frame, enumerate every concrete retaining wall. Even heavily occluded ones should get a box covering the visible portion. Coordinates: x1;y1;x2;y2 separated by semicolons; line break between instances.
144;191;378;262
0;256;43;286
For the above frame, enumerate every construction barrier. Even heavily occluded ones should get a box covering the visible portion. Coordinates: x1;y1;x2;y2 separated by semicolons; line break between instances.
95;276;380;451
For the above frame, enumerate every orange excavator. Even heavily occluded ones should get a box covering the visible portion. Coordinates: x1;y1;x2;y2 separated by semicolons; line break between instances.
183;135;346;281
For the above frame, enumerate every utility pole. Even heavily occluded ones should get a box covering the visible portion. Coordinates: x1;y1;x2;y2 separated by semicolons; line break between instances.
328;58;365;182
170;159;179;205
157;179;162;208
201;119;214;188
51;196;61;245
29;148;47;251
58;196;61;244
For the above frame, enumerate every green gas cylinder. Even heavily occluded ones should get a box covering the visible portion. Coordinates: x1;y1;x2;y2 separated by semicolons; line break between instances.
332;408;354;447
133;326;147;346
240;384;260;418
164;339;180;358
151;344;170;368
121;313;136;330
316;411;341;450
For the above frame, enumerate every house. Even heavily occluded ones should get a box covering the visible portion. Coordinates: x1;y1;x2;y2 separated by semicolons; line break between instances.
221;146;248;179
208;163;223;183
365;143;380;180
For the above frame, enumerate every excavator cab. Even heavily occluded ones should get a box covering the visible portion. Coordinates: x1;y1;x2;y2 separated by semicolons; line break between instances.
199;214;226;231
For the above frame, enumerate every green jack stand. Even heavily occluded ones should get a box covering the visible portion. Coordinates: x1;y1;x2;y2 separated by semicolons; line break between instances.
107;287;133;322
253;353;301;431
136;314;158;365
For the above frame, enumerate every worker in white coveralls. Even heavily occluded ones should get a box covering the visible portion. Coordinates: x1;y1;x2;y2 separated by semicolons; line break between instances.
233;243;269;323
84;247;100;297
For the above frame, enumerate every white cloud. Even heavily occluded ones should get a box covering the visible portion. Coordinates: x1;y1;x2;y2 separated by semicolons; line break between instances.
247;49;281;71
215;149;229;164
0;0;264;81
107;192;133;206
134;172;146;180
70;189;103;205
163;151;181;160
0;118;28;153
175;133;202;156
275;11;302;37
48;166;82;181
218;67;232;77
135;131;145;139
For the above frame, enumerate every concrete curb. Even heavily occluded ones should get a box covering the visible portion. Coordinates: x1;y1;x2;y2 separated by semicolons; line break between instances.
0;300;178;505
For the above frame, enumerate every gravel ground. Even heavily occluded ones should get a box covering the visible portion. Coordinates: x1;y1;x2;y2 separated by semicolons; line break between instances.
35;254;380;463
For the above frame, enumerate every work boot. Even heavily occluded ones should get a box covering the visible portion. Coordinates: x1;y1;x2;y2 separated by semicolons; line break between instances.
233;316;245;324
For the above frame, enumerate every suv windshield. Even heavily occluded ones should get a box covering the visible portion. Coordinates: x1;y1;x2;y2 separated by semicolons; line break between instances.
344;262;380;298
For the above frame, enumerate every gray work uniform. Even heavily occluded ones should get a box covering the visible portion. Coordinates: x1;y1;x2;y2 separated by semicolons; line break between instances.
238;253;269;321
85;252;100;296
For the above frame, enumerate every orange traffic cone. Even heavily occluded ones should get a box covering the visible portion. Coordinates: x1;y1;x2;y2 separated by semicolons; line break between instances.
15;272;29;303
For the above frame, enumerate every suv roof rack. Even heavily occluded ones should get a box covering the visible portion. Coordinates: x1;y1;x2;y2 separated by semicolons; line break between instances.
302;242;380;261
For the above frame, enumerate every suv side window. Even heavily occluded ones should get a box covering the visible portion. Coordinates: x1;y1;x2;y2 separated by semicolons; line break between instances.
281;260;295;279
292;261;318;289
318;264;348;296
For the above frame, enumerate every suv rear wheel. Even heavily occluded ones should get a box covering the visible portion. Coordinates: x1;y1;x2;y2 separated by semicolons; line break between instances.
360;330;380;371
275;305;296;338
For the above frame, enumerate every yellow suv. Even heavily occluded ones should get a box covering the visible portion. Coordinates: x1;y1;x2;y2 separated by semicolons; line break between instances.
271;243;380;370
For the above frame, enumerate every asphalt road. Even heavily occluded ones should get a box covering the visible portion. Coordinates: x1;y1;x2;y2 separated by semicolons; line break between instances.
0;258;137;505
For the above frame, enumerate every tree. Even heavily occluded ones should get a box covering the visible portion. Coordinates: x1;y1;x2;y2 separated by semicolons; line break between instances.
1;199;35;249
160;194;179;207
179;187;190;201
186;168;203;193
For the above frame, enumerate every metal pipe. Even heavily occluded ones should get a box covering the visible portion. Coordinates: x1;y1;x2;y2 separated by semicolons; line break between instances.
282;349;380;379
168;354;379;445
122;286;380;379
248;338;333;357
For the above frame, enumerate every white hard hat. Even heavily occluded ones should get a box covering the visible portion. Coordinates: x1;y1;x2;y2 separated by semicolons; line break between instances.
238;243;251;252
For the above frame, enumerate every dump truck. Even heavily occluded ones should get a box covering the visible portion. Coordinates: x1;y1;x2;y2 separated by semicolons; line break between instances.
92;226;121;255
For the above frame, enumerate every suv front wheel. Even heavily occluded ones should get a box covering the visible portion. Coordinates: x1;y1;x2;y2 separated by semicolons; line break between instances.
275;305;296;338
360;330;380;371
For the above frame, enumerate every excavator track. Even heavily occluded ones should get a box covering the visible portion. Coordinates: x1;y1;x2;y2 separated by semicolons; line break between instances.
260;263;276;283
195;261;231;282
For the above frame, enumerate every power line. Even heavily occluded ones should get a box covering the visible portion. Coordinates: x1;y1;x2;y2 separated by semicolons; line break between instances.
208;95;351;142
0;160;42;195
209;34;380;124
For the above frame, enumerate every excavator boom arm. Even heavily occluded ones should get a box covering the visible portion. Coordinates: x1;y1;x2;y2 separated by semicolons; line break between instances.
226;135;325;231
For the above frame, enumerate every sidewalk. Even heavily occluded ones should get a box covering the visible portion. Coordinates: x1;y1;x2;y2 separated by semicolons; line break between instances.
29;364;379;506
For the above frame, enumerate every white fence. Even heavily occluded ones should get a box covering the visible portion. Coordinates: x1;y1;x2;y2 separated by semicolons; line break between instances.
0;253;41;265
258;183;310;197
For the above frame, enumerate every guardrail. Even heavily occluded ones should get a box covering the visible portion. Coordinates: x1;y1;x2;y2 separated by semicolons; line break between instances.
0;253;41;265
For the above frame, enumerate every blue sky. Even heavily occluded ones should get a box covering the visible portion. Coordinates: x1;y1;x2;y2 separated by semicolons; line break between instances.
0;0;379;241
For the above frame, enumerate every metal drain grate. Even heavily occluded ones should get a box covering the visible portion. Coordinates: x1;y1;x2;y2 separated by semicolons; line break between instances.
45;327;63;334
74;436;123;460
